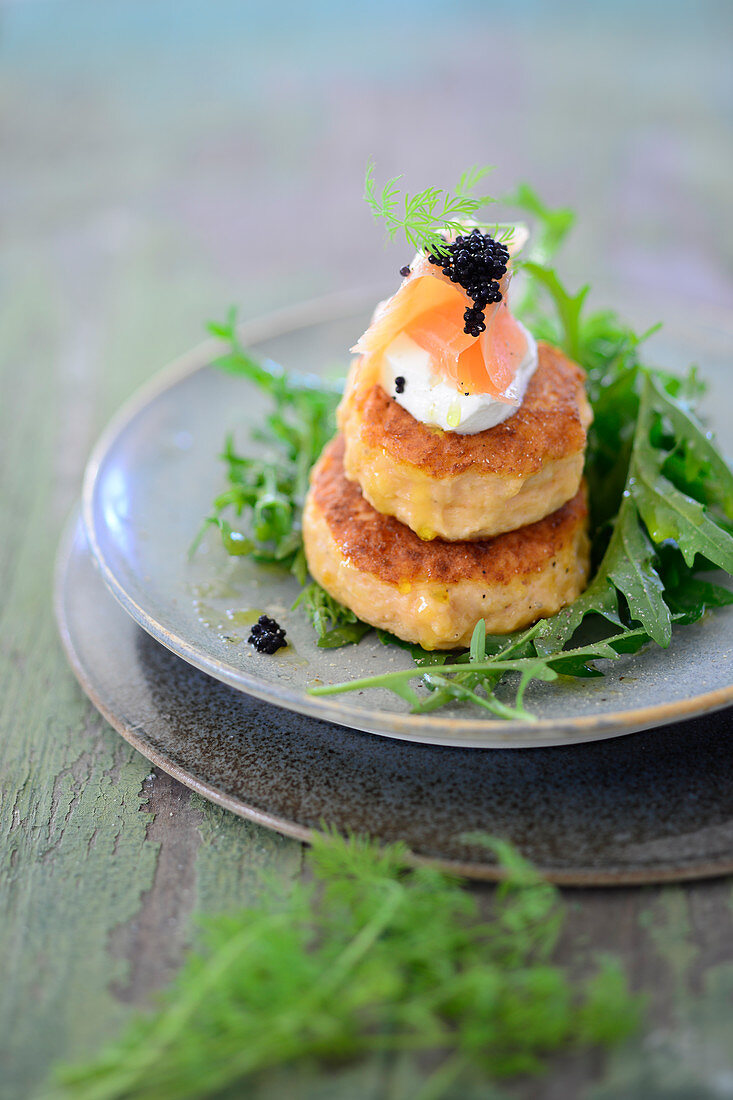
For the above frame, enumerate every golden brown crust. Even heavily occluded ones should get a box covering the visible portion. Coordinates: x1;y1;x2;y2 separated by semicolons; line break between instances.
339;341;588;479
310;435;589;587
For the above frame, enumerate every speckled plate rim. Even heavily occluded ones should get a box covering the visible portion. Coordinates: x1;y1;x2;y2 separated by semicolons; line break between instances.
55;513;733;886
80;290;733;749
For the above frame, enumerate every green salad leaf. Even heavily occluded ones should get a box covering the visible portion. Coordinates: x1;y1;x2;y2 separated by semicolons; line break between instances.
517;224;733;656
193;308;342;586
48;833;641;1100
310;620;654;721
294;581;372;648
502;183;575;266
196;177;733;718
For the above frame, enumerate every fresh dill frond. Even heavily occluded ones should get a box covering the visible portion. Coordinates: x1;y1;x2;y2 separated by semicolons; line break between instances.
456;163;495;198
364;159;496;256
49;833;642;1100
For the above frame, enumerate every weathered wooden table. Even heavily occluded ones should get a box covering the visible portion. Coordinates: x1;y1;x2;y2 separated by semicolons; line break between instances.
3;3;733;1097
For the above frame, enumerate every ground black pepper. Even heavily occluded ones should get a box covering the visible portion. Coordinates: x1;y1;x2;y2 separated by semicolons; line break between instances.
394;376;406;394
248;615;287;654
399;265;411;277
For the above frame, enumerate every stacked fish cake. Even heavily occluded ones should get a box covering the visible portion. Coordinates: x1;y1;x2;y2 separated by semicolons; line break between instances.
303;229;592;650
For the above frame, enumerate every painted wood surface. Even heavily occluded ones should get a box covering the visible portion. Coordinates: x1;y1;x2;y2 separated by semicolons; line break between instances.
2;3;732;1097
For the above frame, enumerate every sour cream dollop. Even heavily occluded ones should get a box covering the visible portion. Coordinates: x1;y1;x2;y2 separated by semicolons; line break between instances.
381;325;538;435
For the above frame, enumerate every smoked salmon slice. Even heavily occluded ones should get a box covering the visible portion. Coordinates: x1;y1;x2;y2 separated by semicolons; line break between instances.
352;246;528;399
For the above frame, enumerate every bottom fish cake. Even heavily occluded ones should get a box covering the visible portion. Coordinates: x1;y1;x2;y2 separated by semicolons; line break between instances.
303;436;590;650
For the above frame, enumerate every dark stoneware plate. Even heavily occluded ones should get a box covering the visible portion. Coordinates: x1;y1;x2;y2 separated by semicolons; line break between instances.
57;513;733;884
81;292;733;747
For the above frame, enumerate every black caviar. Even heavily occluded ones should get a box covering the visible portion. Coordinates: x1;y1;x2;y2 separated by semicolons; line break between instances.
399;265;411;277
248;615;287;655
427;228;509;337
394;375;406;394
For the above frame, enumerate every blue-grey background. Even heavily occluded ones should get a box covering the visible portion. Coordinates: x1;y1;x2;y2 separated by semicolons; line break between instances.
4;0;732;421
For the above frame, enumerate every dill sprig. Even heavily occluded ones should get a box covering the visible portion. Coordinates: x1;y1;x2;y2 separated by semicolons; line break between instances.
48;832;641;1100
364;159;497;256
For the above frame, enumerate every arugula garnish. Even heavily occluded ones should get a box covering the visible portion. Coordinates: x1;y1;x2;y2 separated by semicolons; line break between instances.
198;178;733;718
514;216;733;655
195;310;364;635
537;376;733;654
310;621;654;721
294;581;372;648
193;308;342;585
50;832;641;1099
503;183;574;266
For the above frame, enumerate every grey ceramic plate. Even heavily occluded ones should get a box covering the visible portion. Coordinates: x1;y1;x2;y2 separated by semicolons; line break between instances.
57;512;733;884
82;291;733;748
